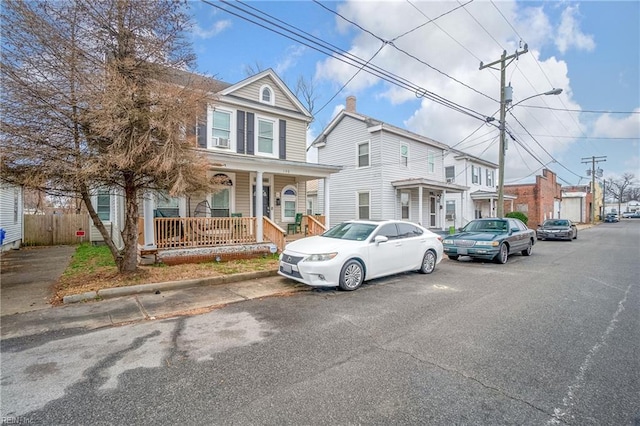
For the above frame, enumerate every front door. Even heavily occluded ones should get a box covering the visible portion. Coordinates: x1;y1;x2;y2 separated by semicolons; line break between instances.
253;185;271;218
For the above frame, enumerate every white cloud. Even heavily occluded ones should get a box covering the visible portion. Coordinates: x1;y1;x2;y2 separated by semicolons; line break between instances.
192;20;232;39
275;45;306;75
555;5;595;54
592;109;640;139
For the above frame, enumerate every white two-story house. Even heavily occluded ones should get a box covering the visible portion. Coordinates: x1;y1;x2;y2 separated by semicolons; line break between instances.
311;96;467;230
443;149;512;229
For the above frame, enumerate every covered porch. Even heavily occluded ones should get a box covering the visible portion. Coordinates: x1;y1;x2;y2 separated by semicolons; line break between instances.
391;178;468;231
138;151;340;264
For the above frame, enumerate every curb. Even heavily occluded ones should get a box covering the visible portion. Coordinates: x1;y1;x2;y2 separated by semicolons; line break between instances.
62;269;280;304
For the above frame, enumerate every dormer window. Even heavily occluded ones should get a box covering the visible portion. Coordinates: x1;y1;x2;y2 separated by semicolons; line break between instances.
260;84;274;105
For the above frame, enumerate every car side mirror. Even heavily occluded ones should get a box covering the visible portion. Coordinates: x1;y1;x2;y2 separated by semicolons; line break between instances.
374;235;388;245
511;227;519;233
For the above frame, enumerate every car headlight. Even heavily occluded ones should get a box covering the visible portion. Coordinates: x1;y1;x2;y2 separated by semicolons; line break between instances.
442;239;453;245
304;253;338;262
475;241;499;246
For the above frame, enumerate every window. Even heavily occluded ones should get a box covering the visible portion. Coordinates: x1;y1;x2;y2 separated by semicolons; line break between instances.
211;173;233;217
257;118;274;155
282;186;297;221
427;152;435;173
376;223;399;240
97;190;110;221
212;110;231;144
157;193;179;217
400;144;408;167
401;192;410;220
486;169;494;187
357;191;370;219
260;85;274;105
307;199;313;215
472;166;480;184
397;222;423;238
445;166;455;183
446;200;456;221
357;141;370;168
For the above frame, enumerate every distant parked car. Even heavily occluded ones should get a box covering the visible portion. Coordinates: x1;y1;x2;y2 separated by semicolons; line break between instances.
278;219;443;291
536;219;577;241
442;218;535;264
621;212;634;218
629;212;640;218
604;213;619;223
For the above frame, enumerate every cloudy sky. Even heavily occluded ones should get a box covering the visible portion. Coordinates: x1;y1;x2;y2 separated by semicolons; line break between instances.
188;0;639;186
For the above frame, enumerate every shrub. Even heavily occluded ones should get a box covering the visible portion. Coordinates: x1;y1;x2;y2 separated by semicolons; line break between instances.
506;211;528;225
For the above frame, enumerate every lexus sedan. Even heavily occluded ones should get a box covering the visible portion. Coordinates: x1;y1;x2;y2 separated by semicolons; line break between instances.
536;219;577;241
278;220;443;291
442;218;535;264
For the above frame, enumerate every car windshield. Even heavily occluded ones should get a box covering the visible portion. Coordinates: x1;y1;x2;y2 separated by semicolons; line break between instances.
463;220;508;232
322;222;377;241
544;220;569;227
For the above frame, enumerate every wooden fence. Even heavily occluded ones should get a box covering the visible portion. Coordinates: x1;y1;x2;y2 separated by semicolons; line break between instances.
24;214;90;246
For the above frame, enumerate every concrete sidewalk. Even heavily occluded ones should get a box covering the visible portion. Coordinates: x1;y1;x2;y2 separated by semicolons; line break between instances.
0;246;307;340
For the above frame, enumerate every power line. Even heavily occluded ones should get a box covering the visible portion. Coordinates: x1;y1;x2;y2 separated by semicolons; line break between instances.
206;0;491;123
517;105;640;114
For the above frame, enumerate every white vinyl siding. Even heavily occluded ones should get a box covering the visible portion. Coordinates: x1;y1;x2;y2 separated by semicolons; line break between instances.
0;184;23;250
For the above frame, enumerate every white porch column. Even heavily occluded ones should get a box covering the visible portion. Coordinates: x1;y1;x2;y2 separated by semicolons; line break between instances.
323;176;331;228
256;171;264;242
143;192;155;247
418;186;423;226
491;198;495;217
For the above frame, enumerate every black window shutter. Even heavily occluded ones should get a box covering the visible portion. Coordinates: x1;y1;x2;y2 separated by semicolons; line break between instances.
279;119;286;159
236;110;245;154
246;112;255;155
196;121;207;148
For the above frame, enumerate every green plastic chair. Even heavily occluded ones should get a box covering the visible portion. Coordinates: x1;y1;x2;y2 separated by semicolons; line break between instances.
287;213;303;234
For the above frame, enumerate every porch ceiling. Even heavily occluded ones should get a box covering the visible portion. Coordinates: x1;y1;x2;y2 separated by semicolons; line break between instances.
200;149;342;180
391;177;468;193
470;190;517;201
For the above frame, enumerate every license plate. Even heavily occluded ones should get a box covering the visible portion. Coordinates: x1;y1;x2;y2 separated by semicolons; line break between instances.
281;263;292;274
458;248;468;255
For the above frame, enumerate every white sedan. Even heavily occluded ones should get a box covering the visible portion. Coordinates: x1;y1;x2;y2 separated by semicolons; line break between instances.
278;220;443;291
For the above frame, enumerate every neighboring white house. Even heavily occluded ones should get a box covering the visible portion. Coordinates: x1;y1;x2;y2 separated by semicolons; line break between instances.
605;200;640;215
311;96;467;230
442;149;512;229
0;182;24;252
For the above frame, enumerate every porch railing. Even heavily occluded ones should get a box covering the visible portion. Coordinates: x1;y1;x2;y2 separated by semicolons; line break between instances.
263;217;286;252
154;217;256;249
305;214;326;236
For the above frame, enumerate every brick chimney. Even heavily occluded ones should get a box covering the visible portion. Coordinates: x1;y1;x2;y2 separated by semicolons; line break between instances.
346;95;356;113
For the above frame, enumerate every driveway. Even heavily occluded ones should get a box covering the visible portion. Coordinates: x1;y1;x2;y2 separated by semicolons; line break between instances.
0;246;75;316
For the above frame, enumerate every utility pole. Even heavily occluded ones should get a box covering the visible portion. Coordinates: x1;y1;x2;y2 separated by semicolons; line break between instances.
581;156;606;223
480;44;528;217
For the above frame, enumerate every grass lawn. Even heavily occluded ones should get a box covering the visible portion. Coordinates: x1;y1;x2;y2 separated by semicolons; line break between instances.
53;243;280;304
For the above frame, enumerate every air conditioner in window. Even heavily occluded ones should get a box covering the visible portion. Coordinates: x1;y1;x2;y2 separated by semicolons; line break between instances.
446;178;454;183
212;137;229;148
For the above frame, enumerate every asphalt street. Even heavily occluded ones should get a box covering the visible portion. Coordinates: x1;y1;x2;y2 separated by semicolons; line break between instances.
1;221;639;425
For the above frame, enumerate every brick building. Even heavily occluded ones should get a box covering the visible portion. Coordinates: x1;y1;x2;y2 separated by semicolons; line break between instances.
503;169;562;229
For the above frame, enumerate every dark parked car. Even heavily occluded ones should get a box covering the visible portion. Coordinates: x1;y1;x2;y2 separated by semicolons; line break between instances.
604;213;619;223
536;219;577;241
442;218;535;264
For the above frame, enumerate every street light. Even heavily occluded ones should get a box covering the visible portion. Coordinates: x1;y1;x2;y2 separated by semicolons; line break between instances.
496;87;563;217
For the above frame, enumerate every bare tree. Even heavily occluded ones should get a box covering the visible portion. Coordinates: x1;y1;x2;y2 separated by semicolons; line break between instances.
243;61;265;77
606;173;637;213
625;184;640;202
294;75;318;118
1;0;217;273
